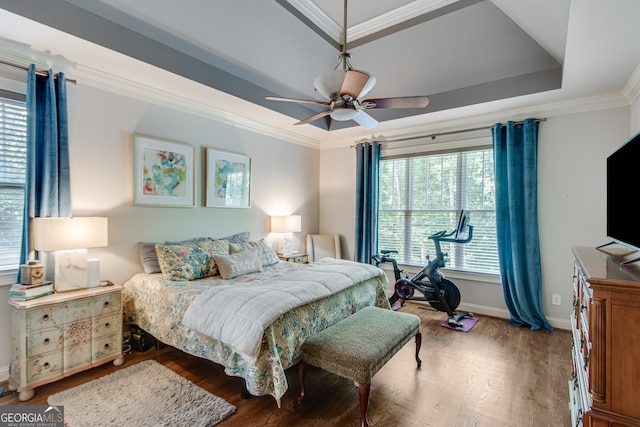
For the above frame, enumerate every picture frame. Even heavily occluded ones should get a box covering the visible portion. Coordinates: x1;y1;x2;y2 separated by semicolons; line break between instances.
132;135;195;207
206;148;251;208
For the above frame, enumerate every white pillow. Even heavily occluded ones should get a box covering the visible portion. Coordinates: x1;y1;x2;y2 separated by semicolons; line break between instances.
214;250;263;280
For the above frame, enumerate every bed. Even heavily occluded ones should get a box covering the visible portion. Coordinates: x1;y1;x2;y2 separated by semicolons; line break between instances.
122;237;389;406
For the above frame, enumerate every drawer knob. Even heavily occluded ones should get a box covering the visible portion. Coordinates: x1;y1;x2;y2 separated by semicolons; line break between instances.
43;338;50;345
42;314;49;320
104;343;110;349
43;362;50;369
103;301;110;307
105;322;111;328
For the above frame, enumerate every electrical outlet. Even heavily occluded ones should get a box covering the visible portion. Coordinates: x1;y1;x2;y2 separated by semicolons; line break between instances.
552;294;561;305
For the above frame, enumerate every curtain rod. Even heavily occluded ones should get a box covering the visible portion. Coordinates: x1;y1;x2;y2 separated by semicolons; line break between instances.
0;59;77;85
354;118;546;146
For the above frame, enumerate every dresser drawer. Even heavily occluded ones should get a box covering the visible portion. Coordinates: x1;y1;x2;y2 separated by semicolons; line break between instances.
26;306;64;332
64;299;92;323
26;328;64;358
92;333;121;362
92;313;121;339
92;293;120;317
64;340;92;371
27;351;63;383
63;319;93;346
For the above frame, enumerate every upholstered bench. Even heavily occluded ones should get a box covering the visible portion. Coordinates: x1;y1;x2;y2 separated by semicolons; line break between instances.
298;306;422;427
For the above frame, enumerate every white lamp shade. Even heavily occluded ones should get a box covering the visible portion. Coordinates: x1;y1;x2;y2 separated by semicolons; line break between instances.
271;215;302;233
33;217;108;251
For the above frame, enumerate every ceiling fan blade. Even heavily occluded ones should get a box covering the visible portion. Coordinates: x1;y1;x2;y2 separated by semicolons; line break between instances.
294;110;332;126
352;111;379;129
340;70;375;100
360;96;430;109
266;96;330;107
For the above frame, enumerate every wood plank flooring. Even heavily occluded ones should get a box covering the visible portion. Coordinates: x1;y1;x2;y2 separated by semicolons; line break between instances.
1;302;572;426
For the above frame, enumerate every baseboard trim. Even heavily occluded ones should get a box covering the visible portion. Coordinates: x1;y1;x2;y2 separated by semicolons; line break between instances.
457;302;571;331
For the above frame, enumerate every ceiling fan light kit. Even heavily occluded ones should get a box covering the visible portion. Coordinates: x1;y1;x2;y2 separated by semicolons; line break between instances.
267;0;430;129
330;107;359;121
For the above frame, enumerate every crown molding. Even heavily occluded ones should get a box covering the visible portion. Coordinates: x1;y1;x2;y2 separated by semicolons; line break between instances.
0;39;322;150
623;63;640;105
320;92;631;150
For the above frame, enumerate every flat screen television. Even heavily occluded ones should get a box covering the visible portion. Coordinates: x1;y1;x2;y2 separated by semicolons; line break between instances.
607;131;640;251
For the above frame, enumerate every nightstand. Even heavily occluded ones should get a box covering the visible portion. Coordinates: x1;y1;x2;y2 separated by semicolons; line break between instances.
8;285;124;401
278;253;309;264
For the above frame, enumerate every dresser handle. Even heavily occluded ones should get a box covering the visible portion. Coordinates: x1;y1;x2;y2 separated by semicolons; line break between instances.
43;362;50;369
42;314;49;320
104;343;110;349
105;322;110;328
103;301;110;307
43;338;50;345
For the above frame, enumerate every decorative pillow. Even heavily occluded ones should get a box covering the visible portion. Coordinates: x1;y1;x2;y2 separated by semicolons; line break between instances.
214;250;263;280
196;240;230;276
229;238;279;267
155;240;229;281
139;242;161;274
165;236;212;245
215;231;250;244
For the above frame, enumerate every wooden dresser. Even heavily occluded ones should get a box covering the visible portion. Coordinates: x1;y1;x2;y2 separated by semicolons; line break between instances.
8;285;124;401
570;246;640;427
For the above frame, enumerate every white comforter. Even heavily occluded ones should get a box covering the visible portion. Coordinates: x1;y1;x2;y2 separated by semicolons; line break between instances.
182;258;385;362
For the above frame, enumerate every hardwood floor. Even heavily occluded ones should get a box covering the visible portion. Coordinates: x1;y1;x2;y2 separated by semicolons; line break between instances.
1;302;572;426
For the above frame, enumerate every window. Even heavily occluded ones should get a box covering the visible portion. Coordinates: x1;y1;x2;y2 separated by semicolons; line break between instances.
378;146;499;274
0;92;27;273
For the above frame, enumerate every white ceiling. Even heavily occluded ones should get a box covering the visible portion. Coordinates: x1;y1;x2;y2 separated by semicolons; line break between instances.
0;0;639;147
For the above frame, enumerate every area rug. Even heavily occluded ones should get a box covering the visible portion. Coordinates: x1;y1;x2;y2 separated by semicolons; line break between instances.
440;316;479;332
48;360;235;427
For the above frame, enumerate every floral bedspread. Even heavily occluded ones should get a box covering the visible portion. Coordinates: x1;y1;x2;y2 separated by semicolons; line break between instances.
122;260;390;406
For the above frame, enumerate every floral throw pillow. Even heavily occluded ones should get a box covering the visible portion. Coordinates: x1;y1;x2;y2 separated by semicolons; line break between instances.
229;238;279;267
156;240;229;281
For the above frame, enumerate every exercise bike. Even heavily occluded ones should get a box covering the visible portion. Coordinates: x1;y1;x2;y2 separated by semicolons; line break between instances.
371;211;474;328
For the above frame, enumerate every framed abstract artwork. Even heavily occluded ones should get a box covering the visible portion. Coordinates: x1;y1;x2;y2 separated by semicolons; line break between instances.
132;135;195;207
206;148;251;208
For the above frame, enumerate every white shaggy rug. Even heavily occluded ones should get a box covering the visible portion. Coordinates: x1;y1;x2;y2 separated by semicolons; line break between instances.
48;360;235;427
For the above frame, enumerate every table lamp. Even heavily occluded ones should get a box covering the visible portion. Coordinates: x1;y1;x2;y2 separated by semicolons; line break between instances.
270;215;301;256
32;217;108;292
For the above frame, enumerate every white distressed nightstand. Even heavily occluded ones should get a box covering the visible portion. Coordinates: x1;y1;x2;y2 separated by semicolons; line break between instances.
8;285;124;401
278;253;309;264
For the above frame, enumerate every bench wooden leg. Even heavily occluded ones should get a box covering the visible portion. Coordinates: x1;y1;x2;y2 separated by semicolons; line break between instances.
298;361;307;404
415;332;422;368
354;381;370;427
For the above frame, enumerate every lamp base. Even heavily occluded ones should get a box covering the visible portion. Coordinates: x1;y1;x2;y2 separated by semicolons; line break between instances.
278;233;294;257
54;249;89;292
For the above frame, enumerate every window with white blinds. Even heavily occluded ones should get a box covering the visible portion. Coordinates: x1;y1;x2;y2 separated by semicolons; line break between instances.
378;146;499;274
0;93;27;272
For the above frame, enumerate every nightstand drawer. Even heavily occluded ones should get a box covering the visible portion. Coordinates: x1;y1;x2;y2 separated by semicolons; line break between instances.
63;319;92;345
26;329;63;358
92;293;120;317
92;333;121;361
92;313;121;338
64;340;92;371
27;351;63;383
26;307;63;332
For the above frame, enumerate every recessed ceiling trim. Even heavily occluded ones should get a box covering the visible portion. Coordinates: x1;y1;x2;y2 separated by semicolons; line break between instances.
348;0;462;41
285;0;342;42
286;0;477;47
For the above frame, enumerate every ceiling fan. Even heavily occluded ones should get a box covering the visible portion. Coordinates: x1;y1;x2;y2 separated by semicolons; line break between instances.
266;0;429;129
